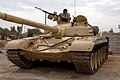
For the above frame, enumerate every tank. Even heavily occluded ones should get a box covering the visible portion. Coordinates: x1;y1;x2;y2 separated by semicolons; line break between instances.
0;12;108;74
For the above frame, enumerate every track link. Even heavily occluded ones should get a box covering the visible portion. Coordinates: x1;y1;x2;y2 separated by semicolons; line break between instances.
7;49;33;69
71;42;108;74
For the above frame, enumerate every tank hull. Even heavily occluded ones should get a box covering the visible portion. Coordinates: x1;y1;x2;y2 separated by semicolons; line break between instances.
6;37;108;74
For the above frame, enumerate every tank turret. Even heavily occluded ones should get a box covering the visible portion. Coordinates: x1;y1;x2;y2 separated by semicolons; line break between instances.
0;12;94;36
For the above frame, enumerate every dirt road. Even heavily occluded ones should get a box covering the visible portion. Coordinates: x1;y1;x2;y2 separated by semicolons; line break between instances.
0;53;120;80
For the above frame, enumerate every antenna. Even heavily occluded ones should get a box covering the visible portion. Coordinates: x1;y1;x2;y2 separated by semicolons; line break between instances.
118;25;120;32
74;0;76;17
35;7;47;25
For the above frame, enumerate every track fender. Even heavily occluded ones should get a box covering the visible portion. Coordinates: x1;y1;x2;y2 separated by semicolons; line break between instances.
5;39;30;50
70;40;95;51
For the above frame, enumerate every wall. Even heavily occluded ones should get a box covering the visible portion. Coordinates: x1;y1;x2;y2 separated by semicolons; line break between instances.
108;33;120;54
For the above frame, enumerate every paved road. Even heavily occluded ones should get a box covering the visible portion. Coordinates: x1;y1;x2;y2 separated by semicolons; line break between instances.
0;53;120;80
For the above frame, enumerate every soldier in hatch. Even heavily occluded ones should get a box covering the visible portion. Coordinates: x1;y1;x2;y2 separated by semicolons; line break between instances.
59;9;71;23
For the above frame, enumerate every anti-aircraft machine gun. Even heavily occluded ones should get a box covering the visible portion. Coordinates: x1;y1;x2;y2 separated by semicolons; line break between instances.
0;10;108;74
35;7;59;23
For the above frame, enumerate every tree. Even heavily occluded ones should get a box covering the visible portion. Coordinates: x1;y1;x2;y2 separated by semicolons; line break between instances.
17;26;22;33
109;28;114;33
17;26;23;39
0;28;11;40
27;28;42;37
10;26;16;32
0;27;3;35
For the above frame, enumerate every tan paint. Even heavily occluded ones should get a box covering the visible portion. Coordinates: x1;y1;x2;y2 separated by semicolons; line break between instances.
0;12;58;33
5;39;30;49
70;40;95;51
65;26;93;36
0;11;109;74
0;12;95;37
5;37;37;49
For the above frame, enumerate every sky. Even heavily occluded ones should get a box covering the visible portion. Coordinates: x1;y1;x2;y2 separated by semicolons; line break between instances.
0;0;120;32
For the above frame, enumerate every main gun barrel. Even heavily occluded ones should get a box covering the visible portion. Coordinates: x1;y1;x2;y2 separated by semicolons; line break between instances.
0;12;58;33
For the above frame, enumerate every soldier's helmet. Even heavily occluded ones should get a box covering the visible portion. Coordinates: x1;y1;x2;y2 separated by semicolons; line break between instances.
63;9;68;13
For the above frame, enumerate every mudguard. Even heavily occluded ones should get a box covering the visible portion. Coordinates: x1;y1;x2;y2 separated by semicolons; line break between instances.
5;39;30;49
5;37;37;50
70;40;95;52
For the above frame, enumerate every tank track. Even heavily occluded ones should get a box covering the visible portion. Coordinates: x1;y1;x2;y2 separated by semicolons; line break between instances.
6;42;108;74
71;42;108;74
7;49;33;69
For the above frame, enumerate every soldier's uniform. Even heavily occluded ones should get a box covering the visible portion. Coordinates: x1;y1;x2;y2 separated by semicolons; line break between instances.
59;9;71;23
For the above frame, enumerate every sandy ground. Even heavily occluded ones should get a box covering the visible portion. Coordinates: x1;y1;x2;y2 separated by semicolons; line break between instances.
0;52;120;80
